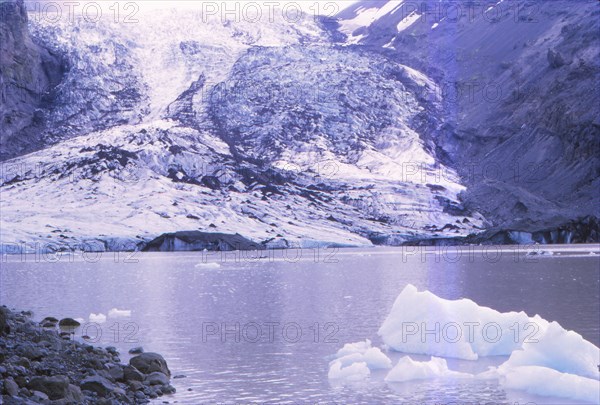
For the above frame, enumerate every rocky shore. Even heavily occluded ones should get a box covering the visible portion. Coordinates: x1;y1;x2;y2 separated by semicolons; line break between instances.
0;307;176;404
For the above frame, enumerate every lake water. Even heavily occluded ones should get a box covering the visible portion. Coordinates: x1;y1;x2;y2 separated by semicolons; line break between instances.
1;245;599;404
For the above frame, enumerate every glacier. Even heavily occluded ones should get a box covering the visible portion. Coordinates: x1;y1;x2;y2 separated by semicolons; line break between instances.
0;5;487;251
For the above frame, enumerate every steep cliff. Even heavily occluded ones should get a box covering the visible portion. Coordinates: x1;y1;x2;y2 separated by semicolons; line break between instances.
0;0;64;160
332;0;600;234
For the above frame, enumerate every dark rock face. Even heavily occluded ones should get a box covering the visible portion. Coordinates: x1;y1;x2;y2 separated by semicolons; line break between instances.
332;0;600;236
479;215;600;245
143;231;261;252
547;49;567;68
403;215;600;246
165;74;206;128
0;0;64;160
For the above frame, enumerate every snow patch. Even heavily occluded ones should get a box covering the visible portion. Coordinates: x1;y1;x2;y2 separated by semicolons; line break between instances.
396;11;421;32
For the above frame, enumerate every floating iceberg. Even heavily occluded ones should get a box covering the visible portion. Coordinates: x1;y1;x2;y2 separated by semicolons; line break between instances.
89;313;107;323
327;339;391;381
332;339;392;370
194;262;221;269
108;308;132;318
378;284;543;360
331;284;600;403
385;356;470;382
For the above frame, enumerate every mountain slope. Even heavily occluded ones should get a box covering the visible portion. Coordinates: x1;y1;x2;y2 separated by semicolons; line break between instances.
331;0;600;233
0;6;486;251
2;1;596;251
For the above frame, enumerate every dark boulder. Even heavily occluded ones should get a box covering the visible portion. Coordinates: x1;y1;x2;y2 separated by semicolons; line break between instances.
123;365;144;382
129;352;171;377
80;375;115;397
58;318;81;328
4;378;19;396
0;307;9;334
144;371;170;386
28;375;70;400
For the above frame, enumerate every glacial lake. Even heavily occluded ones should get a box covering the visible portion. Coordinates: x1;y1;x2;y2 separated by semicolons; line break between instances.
1;245;599;404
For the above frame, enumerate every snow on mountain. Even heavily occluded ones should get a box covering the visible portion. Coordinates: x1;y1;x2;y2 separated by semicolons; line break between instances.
27;5;325;142
336;0;424;45
0;116;483;252
1;3;487;251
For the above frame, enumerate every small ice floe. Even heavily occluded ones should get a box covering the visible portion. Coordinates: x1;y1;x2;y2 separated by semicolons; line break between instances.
332;339;392;370
194;262;221;269
328;361;370;381
328;339;391;381
108;308;132;318
89;313;107;323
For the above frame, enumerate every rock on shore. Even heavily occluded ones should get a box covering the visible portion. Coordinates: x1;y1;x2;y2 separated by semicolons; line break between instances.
0;306;176;404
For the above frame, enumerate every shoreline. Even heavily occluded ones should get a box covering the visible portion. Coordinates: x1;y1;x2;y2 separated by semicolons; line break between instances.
0;306;175;404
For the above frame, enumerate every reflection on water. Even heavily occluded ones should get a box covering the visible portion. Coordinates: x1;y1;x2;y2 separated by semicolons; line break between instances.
1;245;598;404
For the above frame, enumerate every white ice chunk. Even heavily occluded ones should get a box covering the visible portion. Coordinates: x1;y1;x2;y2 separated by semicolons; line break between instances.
385;356;471;382
108;308;132;318
378;284;536;360
396;11;420;32
500;321;600;380
89;313;107;323
194;262;221;269
328;360;371;381
332;339;392;370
